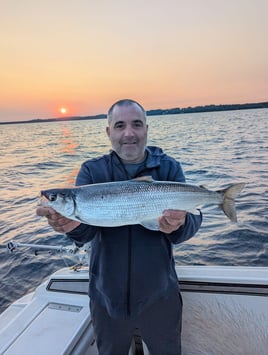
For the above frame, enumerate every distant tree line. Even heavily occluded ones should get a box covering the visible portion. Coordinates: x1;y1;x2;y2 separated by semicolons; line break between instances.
146;101;268;116
0;114;106;125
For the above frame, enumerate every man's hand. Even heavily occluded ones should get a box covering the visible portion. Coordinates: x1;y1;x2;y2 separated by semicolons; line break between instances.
36;206;80;233
158;209;186;234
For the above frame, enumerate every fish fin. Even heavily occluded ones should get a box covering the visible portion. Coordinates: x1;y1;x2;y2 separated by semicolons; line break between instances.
132;176;154;182
220;183;245;222
189;208;200;215
140;219;159;230
199;184;208;189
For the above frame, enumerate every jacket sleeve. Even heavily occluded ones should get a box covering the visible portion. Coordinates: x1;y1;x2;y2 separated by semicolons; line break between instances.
66;162;100;246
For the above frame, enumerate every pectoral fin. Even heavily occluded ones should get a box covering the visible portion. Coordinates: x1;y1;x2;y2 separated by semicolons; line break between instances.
189;208;200;215
140;219;159;231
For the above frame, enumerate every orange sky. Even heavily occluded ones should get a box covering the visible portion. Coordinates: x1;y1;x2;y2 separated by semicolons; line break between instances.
1;0;267;122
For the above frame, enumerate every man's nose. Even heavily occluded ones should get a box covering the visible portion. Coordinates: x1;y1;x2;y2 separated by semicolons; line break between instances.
123;126;134;136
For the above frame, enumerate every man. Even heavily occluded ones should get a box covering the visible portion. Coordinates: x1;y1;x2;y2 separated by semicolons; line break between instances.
37;99;202;355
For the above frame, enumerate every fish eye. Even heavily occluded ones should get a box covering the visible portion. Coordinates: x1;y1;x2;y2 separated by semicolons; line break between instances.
48;193;58;202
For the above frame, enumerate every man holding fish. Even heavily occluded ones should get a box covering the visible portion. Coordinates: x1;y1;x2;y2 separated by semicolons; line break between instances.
37;99;203;354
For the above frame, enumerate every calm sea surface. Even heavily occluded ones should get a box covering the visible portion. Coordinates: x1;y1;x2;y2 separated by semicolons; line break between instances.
0;108;267;313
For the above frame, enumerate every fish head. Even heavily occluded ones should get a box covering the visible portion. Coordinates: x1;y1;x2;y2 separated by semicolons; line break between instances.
40;188;76;217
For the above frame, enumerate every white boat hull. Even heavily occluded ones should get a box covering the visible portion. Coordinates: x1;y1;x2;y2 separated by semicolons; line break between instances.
179;266;268;354
0;265;267;355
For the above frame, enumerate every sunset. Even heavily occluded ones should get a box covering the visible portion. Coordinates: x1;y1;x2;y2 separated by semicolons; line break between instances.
0;0;267;122
59;107;67;115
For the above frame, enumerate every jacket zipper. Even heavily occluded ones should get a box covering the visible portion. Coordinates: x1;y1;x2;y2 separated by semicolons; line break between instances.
127;225;132;316
111;153;143;317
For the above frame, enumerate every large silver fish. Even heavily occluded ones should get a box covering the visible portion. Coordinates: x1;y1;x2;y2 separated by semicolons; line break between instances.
40;177;245;230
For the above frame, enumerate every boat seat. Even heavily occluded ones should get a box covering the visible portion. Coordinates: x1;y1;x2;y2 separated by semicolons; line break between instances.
0;289;95;355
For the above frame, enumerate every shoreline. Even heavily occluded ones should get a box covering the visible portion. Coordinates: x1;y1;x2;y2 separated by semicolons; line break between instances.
1;101;267;125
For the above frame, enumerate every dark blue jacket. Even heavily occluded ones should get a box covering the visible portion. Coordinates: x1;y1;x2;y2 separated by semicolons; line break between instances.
67;146;202;319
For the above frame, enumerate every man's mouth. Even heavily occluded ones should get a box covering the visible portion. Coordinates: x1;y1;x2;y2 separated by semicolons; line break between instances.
122;141;137;145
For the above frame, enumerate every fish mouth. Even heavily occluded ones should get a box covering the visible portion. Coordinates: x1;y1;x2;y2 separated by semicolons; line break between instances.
40;190;48;198
38;191;50;206
40;189;74;202
38;194;47;206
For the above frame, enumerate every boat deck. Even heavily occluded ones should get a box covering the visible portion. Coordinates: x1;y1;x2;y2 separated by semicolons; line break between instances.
0;265;267;355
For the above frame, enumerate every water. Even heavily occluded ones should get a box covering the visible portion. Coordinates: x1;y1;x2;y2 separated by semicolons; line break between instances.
0;109;267;313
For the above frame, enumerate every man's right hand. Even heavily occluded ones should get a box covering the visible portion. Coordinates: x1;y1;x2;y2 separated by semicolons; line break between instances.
36;206;81;233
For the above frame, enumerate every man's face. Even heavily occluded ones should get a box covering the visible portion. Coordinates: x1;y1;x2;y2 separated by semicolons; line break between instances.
106;103;148;163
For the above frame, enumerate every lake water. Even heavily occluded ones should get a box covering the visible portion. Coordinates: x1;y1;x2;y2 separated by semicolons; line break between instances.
0;108;267;313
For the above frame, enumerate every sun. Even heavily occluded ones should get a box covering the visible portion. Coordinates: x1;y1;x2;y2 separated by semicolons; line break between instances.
60;107;67;115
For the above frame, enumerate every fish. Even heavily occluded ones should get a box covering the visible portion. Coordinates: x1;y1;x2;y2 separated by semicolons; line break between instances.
40;177;245;230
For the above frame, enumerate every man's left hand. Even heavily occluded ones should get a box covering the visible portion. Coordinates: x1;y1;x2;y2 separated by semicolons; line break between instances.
158;210;186;234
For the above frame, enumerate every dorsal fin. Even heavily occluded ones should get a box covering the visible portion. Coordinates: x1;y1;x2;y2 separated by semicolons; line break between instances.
132;176;154;182
199;184;208;190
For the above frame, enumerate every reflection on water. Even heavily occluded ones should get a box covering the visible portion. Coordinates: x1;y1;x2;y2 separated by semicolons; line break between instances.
0;109;267;312
59;124;80;185
60;125;79;154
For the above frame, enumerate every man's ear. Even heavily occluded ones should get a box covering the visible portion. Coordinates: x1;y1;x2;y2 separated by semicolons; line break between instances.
106;126;110;138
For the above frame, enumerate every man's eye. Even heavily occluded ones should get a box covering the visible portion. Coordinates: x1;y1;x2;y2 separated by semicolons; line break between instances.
114;123;124;129
134;122;143;127
132;120;144;128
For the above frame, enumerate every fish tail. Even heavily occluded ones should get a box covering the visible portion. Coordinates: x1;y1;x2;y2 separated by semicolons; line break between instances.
219;183;245;222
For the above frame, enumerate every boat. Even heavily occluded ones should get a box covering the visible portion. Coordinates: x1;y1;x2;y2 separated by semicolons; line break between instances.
0;241;267;355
